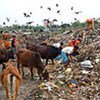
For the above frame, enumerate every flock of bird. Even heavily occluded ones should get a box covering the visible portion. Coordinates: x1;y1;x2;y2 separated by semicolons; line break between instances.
2;3;82;25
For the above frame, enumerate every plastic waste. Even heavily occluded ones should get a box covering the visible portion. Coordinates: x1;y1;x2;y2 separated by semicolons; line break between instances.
39;82;45;87
95;59;100;63
69;83;77;88
69;79;78;85
34;76;40;80
45;82;52;91
57;74;65;78
53;43;61;48
69;79;78;88
65;68;72;74
81;70;89;74
81;60;94;68
38;82;52;91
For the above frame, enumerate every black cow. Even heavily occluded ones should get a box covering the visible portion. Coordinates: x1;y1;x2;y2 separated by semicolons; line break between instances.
26;44;62;65
0;48;15;71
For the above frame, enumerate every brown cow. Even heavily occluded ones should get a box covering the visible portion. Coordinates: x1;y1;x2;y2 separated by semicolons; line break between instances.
1;62;22;100
0;40;6;49
2;32;12;40
0;39;12;49
16;48;49;80
4;40;12;49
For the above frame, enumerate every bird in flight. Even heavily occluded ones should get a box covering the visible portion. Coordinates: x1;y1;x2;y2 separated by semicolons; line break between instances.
47;7;51;11
26;21;33;25
40;6;43;9
75;11;82;14
3;22;6;25
6;17;10;22
71;6;73;10
56;4;59;7
23;13;31;17
53;19;58;21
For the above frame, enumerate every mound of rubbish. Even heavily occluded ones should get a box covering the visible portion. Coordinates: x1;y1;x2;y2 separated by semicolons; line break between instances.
0;28;99;100
23;29;100;100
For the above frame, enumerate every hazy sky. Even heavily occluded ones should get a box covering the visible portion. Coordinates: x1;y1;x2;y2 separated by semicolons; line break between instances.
0;0;100;26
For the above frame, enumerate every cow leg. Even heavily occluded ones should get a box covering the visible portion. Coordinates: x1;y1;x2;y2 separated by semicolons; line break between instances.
51;59;54;65
17;63;20;73
15;79;20;100
37;69;42;80
5;79;10;100
46;58;48;65
30;67;33;80
21;66;24;78
6;85;10;100
2;63;6;71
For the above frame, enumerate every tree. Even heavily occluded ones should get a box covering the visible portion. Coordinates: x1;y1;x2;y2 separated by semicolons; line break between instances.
71;21;85;29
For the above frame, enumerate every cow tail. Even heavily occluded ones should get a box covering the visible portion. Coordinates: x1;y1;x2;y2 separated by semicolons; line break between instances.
7;74;16;100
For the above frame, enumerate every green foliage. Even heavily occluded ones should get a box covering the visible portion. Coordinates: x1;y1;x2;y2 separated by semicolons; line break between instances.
59;23;71;33
0;20;100;33
50;25;60;28
71;21;86;29
33;25;45;31
61;23;71;28
60;27;66;33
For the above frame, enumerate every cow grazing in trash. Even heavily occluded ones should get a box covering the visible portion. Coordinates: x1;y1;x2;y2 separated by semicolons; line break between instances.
16;48;49;80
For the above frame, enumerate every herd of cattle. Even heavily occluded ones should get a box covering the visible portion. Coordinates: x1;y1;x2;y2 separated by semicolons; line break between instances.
0;32;73;100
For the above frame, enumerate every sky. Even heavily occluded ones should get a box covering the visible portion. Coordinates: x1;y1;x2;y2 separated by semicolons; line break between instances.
0;0;100;26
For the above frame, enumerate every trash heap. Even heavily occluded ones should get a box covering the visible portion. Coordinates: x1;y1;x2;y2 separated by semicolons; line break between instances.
22;28;100;100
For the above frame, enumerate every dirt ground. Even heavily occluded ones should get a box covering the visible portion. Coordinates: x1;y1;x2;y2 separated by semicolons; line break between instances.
0;60;100;100
0;64;41;100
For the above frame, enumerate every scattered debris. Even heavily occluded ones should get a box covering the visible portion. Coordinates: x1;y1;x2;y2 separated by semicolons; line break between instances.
81;60;94;68
0;25;99;100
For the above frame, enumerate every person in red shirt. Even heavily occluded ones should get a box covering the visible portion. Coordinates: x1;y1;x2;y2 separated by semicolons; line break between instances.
67;39;80;47
67;39;81;56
